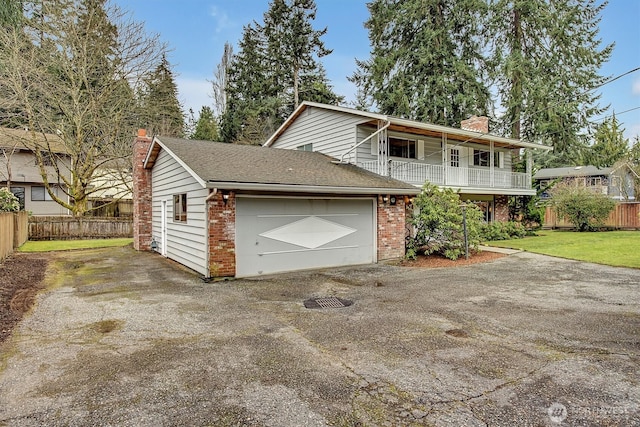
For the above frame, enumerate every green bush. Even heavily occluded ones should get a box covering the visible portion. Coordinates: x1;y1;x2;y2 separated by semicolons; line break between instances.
550;181;616;231
0;187;20;212
407;183;484;260
480;221;526;241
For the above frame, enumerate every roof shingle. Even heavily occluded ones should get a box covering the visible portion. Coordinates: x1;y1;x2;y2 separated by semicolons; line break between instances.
153;137;418;193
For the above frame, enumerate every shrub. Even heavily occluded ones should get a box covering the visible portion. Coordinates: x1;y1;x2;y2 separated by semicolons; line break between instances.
550;181;616;231
508;194;544;231
480;221;526;241
407;183;484;260
0;187;20;212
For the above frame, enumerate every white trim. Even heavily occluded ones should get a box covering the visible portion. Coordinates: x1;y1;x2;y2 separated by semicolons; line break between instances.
417;140;425;160
264;101;553;151
161;199;167;257
145;137;207;188
207;181;419;195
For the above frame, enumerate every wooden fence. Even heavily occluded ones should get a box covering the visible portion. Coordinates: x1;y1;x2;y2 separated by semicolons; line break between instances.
0;211;29;261
28;216;133;240
544;202;640;230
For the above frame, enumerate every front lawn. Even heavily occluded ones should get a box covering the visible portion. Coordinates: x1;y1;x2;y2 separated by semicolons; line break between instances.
18;238;133;252
486;230;640;268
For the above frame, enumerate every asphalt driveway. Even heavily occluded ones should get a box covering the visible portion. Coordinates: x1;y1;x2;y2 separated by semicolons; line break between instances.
0;246;638;426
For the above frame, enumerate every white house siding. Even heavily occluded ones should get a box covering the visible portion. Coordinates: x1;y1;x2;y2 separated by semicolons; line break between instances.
151;149;208;276
362;128;449;167
271;106;371;160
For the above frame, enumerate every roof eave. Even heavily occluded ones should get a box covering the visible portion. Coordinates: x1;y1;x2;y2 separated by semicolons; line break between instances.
263;102;552;151
263;101;388;147
206;181;420;195
144;137;207;188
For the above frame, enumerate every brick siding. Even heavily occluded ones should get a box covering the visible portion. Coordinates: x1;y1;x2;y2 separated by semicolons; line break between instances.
461;116;489;133
494;195;509;222
377;195;407;260
132;130;152;251
207;191;236;277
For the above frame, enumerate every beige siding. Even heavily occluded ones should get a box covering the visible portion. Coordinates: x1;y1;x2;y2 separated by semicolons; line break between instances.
271;106;369;159
0;150;65;183
1;150;72;215
151;149;208;276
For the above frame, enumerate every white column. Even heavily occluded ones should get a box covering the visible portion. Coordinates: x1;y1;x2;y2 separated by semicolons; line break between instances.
490;140;494;188
442;133;447;185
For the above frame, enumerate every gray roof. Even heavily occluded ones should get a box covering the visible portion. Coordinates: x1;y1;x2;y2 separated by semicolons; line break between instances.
534;166;613;180
149;137;419;194
0;127;67;153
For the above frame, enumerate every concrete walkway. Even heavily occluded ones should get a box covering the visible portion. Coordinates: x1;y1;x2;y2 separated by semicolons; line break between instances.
479;244;523;254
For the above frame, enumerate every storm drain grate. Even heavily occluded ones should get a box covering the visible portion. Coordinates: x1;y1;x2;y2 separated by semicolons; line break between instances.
304;297;353;309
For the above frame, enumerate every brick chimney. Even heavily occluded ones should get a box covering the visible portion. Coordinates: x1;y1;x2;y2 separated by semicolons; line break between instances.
461;116;489;134
133;129;153;251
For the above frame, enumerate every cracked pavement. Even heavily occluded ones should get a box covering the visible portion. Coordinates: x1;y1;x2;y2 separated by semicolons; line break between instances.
0;246;638;426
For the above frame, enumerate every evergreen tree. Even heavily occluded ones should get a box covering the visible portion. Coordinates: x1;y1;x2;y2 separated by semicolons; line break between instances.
139;54;185;137
351;0;490;126
488;0;613;162
264;0;337;113
190;106;219;141
220;22;274;144
583;115;629;168
0;0;23;28
220;0;341;144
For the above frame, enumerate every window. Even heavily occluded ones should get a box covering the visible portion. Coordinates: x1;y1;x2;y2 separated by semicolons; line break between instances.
473;149;502;167
587;177;602;186
389;137;416;158
10;187;25;210
31;186;53;201
450;148;460;167
296;143;313;152
473;149;490;167
173;193;187;222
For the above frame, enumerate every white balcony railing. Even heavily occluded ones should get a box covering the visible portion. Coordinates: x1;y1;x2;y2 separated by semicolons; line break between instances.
358;160;531;190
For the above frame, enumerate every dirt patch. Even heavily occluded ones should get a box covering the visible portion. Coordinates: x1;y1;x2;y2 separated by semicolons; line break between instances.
0;253;50;343
400;250;506;268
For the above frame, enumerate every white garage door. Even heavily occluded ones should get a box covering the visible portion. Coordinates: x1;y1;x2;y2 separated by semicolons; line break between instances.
235;197;375;277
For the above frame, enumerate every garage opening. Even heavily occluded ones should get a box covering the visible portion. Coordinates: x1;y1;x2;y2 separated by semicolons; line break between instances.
235;197;375;277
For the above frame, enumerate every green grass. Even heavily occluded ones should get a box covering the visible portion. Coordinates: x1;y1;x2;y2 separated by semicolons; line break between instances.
486;230;640;268
18;238;132;253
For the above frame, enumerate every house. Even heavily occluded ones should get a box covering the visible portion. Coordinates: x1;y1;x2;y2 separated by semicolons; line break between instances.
87;167;133;217
132;130;418;278
534;165;636;201
0;127;71;215
1;127;135;217
264;102;553;222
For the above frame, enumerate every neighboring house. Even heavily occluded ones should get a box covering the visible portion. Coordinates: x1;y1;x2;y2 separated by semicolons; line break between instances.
534;165;636;201
0;127;71;215
132;130;418;278
264;102;552;222
87;167;133;217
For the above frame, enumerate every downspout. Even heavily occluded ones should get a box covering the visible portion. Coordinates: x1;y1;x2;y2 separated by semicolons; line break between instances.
338;120;391;164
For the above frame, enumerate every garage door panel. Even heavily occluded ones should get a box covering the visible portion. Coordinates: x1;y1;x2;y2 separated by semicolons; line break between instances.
236;197;374;277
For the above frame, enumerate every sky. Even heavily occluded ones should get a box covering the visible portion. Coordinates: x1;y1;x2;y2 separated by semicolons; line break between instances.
113;0;640;140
